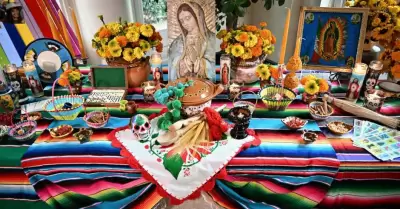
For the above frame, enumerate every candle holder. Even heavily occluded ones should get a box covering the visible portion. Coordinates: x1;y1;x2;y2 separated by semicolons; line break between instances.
73;57;88;67
363;89;385;112
228;106;252;139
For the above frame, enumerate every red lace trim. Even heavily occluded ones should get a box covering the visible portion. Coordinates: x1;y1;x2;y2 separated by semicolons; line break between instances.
108;126;260;205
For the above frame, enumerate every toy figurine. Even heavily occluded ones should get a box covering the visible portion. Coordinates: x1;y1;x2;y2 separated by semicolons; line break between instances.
228;106;252;139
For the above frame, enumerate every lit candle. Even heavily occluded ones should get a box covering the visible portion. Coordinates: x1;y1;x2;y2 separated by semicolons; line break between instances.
58;10;75;56
69;7;86;58
279;8;291;64
46;10;62;43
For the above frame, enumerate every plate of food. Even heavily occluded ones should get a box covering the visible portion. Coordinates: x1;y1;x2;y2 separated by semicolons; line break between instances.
20;112;42;121
49;125;74;138
309;101;334;120
282;117;307;130
327;121;353;135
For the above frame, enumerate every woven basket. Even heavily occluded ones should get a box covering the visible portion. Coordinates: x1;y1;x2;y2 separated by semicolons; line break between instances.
44;78;84;120
83;102;110;129
259;86;296;111
8;120;37;142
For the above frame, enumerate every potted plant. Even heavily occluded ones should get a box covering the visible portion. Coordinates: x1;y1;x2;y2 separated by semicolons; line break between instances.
217;22;276;83
58;68;82;94
216;0;286;30
300;75;329;103
92;16;163;87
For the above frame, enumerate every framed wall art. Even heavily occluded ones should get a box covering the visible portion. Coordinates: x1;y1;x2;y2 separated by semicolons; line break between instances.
167;0;216;81
296;7;369;72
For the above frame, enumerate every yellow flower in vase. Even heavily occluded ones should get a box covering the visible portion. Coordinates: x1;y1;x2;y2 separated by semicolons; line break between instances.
371;18;381;27
126;30;140;42
139;40;151;52
97;47;107;58
304;80;320;95
108;39;120;49
256;64;271;80
244;34;258;48
110;47;122;57
372;25;394;41
225;45;232;54
100;38;109;46
133;47;144;59
123;48;135;62
106;22;122;35
231;44;245;57
140;24;154;37
223;32;232;42
217;29;227;39
241;48;253;60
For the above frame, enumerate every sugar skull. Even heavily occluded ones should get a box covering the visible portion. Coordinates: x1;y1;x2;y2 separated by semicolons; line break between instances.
130;114;150;139
365;78;377;91
10;81;20;92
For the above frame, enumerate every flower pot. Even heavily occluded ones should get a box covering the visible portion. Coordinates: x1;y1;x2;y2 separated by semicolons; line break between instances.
302;92;317;104
231;55;267;84
259;78;272;88
70;78;83;95
107;57;150;88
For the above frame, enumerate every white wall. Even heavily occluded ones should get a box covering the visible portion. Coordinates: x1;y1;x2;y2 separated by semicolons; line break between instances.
243;0;321;63
66;0;132;65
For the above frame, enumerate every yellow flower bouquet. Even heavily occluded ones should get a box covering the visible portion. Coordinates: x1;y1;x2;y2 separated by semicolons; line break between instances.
217;22;276;61
92;15;163;62
300;75;329;95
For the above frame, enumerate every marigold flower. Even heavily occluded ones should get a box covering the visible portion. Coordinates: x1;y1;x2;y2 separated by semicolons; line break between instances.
251;46;262;57
217;29;228;39
271;35;276;44
156;43;163;53
123;48;135;62
99;28;111;38
220;42;228;50
231;44;245;57
235;32;249;42
317;79;329;92
259;22;267;27
245;25;258;32
300;74;317;85
391;51;400;62
260;29;272;40
140;24;154;37
391;64;400;79
304;80;320;95
116;36;128;47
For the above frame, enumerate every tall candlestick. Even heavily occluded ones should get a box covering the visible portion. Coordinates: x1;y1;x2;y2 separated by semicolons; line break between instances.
69;7;86;58
58;10;75;56
279;8;291;64
46;10;62;43
294;37;301;57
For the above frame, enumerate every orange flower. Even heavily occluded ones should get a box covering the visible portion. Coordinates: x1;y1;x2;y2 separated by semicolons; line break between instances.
237;33;249;42
58;77;69;87
256;38;263;47
271;35;276;44
105;49;112;58
251;46;262;57
260;29;271;40
116;36;128;47
220;42;228;50
318;79;329;92
99;28;111;38
135;22;142;27
395;40;400;48
245;25;258;32
260;22;267;27
156;43;163;53
150;32;162;41
65;69;73;74
270;66;279;81
391;64;400;79
392;51;400;62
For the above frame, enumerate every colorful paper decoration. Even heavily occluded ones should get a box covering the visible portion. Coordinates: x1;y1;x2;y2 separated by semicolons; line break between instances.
0;22;22;65
0;44;10;66
3;23;25;59
24;0;52;38
20;0;43;39
58;9;75;57
69;7;86;58
15;24;35;45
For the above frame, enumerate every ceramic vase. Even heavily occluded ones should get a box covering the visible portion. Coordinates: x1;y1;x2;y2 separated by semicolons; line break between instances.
259;78;272;88
71;78;83;95
231;55;267;84
302;92;317;104
107;57;150;88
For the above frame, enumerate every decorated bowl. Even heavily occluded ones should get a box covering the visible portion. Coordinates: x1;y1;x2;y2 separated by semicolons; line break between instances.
50;125;74;138
327;121;353;135
309;101;334;121
282;116;307;130
167;78;224;106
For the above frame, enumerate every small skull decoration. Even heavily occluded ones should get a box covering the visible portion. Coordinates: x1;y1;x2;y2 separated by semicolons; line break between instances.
365;78;377;91
130;114;151;140
10;81;21;92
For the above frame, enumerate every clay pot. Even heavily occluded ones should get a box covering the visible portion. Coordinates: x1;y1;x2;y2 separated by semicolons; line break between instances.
302;92;317;104
126;101;138;115
70;78;83;95
107;57;150;88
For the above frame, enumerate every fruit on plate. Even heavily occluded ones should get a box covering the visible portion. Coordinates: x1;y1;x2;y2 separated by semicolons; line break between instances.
50;125;73;137
282;116;307;129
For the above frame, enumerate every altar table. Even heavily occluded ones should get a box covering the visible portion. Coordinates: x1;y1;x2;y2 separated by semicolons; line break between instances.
1;69;400;208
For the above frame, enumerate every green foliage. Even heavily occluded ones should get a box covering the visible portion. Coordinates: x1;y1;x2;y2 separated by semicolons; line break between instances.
216;0;286;31
142;0;167;24
163;153;183;179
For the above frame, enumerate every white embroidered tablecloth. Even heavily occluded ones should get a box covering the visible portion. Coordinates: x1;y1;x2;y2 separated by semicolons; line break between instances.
110;117;257;203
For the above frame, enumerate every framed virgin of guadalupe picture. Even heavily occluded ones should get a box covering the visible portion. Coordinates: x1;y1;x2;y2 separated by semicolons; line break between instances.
296;7;368;72
167;0;216;81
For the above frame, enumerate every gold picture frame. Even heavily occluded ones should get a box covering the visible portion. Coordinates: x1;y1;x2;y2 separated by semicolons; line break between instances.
296;7;369;73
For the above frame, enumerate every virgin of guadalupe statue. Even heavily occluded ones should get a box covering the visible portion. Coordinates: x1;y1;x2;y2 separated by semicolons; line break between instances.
168;2;216;81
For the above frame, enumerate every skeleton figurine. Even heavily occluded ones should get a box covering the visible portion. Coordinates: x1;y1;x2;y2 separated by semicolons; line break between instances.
130;114;151;140
10;81;20;92
365;77;377;91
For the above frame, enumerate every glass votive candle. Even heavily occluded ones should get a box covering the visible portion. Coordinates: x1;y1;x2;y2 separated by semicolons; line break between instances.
364;89;385;112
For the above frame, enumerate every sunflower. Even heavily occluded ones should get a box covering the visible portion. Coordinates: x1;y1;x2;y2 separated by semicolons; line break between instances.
231;44;245;57
371;25;394;41
122;48;134;62
139;40;151;52
110;47;122;57
255;64;271;80
241;48;253;60
317;79;329;93
126;30;140;42
245;34;258;48
140;24;154;37
304;80;320;95
391;64;400;79
108;39;120;49
133;47;144;59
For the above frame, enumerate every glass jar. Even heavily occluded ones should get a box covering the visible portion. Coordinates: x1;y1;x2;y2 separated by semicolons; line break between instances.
22;61;44;97
360;60;383;98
